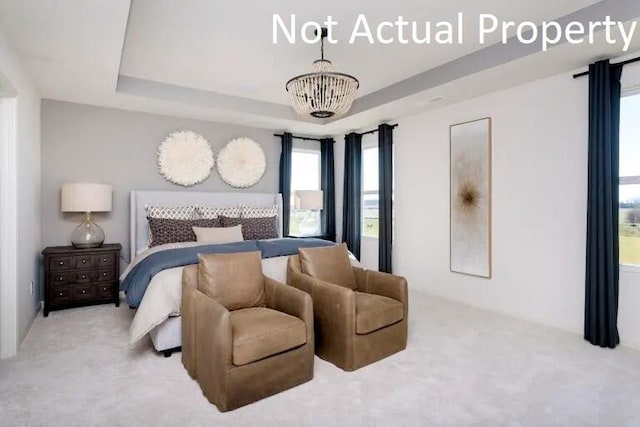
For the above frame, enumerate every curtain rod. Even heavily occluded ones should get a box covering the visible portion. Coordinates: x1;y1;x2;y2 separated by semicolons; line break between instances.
573;56;640;79
273;133;327;142
274;123;399;141
357;124;399;136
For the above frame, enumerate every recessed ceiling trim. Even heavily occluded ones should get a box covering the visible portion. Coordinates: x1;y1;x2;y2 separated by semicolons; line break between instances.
113;0;133;92
117;74;325;124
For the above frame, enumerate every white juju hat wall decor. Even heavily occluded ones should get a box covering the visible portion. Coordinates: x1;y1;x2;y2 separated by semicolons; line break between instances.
216;137;267;188
157;130;214;187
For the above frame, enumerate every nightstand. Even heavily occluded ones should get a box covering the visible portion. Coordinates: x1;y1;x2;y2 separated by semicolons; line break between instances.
42;244;122;317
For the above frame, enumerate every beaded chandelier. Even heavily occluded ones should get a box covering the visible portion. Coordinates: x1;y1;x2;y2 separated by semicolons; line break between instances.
286;28;359;119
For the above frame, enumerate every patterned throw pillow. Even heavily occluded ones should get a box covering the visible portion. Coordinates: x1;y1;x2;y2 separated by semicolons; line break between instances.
220;216;279;241
147;217;221;247
241;205;278;218
146;205;196;219
197;206;242;220
145;206;197;246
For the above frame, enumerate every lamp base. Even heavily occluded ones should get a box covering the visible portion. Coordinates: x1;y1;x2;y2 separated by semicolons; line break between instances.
299;211;321;236
71;212;105;249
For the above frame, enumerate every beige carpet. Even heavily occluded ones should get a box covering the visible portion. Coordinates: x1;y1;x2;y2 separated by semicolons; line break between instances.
1;291;640;426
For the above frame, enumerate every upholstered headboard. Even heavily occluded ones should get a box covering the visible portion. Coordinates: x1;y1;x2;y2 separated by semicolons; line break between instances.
129;191;283;261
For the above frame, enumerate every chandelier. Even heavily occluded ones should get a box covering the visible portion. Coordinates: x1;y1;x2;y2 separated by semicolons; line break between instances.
286;28;359;119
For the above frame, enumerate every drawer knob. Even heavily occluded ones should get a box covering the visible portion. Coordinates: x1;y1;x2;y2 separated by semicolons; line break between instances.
59;292;63;296
103;272;107;276
81;290;86;294
58;277;63;281
82;259;86;264
81;275;86;279
103;258;107;262
103;287;107;291
58;261;64;266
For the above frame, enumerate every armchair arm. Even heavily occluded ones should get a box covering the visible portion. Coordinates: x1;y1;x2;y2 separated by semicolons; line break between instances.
264;276;313;342
287;256;357;367
182;264;198;289
288;268;355;332
286;264;314;295
192;289;232;407
181;266;199;377
181;266;232;406
354;267;408;315
309;274;356;367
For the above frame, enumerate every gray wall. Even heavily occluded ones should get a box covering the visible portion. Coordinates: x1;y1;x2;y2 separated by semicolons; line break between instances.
41;100;280;264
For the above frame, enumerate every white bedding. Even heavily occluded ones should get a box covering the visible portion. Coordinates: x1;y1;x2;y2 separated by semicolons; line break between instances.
128;253;292;344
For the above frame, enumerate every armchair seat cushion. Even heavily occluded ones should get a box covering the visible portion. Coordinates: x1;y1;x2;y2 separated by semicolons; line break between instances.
355;292;404;335
230;307;307;366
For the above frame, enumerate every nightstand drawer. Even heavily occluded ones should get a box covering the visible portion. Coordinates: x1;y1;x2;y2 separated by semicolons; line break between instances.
97;283;115;299
74;284;97;300
50;256;72;271
74;270;93;284
96;268;114;282
73;255;94;269
51;286;73;303
95;254;115;267
50;272;72;285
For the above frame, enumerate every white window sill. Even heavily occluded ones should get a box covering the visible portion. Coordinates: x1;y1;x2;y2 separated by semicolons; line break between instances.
620;265;640;277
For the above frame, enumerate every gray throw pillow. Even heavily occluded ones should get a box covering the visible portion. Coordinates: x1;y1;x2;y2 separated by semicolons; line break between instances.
147;217;221;247
220;216;278;241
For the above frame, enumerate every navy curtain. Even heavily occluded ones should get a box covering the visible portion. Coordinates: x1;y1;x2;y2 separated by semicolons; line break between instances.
585;59;624;348
378;124;394;273
278;133;293;236
342;133;362;259
378;124;393;273
320;138;336;241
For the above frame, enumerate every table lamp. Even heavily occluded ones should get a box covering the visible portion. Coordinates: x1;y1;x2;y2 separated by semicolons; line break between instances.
294;190;323;236
61;183;112;248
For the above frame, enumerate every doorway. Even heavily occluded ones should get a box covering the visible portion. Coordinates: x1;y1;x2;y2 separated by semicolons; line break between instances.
0;75;18;358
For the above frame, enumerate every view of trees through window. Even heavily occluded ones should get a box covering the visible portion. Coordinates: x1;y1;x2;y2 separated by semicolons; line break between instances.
362;144;379;238
619;93;640;266
289;148;321;236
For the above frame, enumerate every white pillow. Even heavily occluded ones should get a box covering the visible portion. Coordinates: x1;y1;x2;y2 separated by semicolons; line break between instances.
192;225;244;244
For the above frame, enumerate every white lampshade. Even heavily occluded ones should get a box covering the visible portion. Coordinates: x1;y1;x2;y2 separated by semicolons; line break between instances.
294;190;324;210
61;183;112;213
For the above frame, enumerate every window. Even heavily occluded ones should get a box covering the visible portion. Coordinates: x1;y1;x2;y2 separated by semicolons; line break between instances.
289;147;321;236
619;93;640;266
362;142;379;238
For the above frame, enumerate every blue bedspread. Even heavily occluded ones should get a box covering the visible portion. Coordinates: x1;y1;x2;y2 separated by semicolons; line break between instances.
122;238;334;307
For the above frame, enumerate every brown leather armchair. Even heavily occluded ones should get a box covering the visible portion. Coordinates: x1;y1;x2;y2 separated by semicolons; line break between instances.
287;244;408;371
182;251;314;412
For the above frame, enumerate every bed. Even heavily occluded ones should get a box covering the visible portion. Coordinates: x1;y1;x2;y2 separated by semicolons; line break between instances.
123;191;342;357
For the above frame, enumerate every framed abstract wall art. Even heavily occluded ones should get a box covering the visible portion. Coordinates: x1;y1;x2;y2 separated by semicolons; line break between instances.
450;117;492;278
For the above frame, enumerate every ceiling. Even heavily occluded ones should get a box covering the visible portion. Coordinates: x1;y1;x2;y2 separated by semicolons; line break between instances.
0;0;638;135
121;0;597;104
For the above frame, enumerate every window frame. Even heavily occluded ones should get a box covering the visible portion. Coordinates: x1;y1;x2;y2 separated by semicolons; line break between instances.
289;146;322;237
361;140;380;239
618;90;640;272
